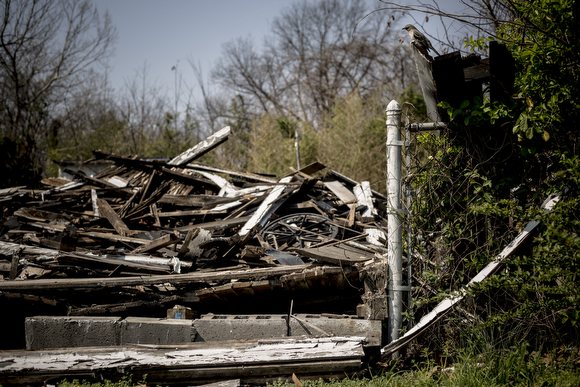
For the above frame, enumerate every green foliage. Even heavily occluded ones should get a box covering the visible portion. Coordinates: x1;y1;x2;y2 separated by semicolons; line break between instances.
438;97;513;127
247;114;319;177
496;0;579;146
471;157;580;335
400;86;428;123
57;374;146;387
411;0;580;352
268;344;580;386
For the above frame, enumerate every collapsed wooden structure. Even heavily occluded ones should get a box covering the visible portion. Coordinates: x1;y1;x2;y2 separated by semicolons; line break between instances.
0;127;392;384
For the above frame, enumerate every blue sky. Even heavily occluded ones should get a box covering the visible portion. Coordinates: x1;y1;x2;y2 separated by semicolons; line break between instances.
96;0;463;103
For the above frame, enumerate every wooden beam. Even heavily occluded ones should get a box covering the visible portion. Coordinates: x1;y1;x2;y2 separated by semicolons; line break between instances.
0;264;313;291
96;198;133;237
168;126;231;166
0;336;364;386
239;176;295;236
130;231;180;254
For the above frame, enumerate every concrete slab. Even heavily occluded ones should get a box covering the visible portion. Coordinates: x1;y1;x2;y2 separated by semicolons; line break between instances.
121;317;196;345
25;316;122;350
194;314;287;341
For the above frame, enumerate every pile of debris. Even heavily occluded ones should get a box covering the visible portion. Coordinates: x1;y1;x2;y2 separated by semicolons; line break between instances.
0;127;391;351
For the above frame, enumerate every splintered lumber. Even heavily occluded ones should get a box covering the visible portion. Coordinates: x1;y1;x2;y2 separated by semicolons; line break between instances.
130;231;180;254
57;252;179;274
295;161;326;176
96;198;132;237
158;194;239;208
293;245;374;266
239;175;294;236
353;181;376;218
0;241;59;260
0;264;312;291
68;296;181;316
380;192;562;359
78;231;152;245
177;216;252;232
188;162;279;184
323;180;357;207
168;126;231;166
0;336;364;385
329;169;388;201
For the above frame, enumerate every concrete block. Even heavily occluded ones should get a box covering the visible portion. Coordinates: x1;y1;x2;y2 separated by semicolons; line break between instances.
289;314;382;346
25;316;122;350
194;314;287;341
121;317;196;345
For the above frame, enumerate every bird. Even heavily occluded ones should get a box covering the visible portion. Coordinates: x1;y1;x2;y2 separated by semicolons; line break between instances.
402;24;440;57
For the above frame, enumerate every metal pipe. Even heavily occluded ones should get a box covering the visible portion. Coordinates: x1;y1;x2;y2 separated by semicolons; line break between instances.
405;117;413;331
408;122;448;132
386;100;403;347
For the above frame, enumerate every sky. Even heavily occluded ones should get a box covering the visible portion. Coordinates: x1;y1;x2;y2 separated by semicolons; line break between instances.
96;0;463;104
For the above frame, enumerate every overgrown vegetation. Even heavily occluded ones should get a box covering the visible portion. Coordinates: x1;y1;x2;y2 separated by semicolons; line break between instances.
399;0;580;361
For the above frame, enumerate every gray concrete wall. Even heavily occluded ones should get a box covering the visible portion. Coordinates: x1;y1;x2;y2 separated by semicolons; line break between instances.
25;316;123;350
193;314;288;341
25;316;196;350
25;314;381;350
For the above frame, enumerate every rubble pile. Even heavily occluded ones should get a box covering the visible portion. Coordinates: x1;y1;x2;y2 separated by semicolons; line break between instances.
0;126;391;351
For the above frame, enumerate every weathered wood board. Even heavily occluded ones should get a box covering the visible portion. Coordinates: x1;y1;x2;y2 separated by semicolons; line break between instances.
168;126;231;166
0;336;364;385
294;245;374;265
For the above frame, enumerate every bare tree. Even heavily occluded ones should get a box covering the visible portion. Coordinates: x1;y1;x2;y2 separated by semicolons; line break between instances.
0;0;116;186
376;0;517;52
119;63;168;156
211;0;415;127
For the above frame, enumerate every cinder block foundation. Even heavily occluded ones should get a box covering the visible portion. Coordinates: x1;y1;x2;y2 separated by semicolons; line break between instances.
25;316;122;350
25;314;381;350
193;314;287;341
121;317;196;345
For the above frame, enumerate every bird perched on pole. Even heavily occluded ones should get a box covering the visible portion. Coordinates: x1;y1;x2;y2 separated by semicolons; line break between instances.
402;24;440;57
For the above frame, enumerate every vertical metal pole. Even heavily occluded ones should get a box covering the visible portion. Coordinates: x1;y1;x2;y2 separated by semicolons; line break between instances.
295;128;301;170
405;117;413;331
386;100;403;346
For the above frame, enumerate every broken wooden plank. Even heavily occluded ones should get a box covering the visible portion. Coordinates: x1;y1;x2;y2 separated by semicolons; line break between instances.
9;247;21;280
168;126;231;166
323;180;357;207
158;194;238;208
239;175;295;236
188;162;278;184
329;170;388;201
0;241;59;261
78;231;152;245
130;231;180;254
353;181;376;219
294;245;374;266
157;209;228;217
177;216;252;232
380;192;562;359
96;198;133;237
56;253;172;274
0;336;364;386
0;263;313;291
